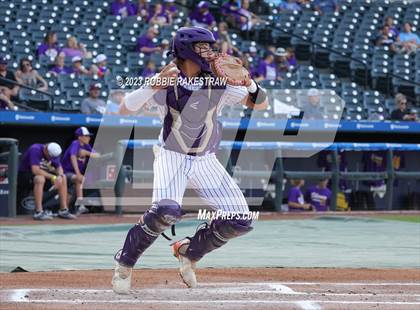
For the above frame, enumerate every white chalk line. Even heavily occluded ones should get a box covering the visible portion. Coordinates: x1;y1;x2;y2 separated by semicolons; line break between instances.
268;284;303;294
269;284;321;310
10;289;28;302
3;288;419;298
296;301;322;310
201;282;420;286
4;299;420;306
4;285;420;309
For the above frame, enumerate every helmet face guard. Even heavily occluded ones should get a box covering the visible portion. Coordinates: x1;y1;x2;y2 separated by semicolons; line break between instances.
171;26;217;73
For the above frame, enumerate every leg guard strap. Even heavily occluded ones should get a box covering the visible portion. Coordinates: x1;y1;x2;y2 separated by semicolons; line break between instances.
185;218;253;262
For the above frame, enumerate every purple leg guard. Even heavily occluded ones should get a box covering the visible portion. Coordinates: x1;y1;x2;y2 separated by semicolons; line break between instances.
185;217;253;262
115;199;183;267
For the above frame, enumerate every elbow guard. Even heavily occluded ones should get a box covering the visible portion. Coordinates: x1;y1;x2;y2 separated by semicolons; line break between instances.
248;81;267;105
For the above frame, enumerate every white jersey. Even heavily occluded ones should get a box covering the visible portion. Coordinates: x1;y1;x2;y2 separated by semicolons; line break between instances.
127;83;250;212
132;84;248;156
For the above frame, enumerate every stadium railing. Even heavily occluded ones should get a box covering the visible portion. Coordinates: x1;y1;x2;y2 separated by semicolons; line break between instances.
0;76;54;111
113;140;420;214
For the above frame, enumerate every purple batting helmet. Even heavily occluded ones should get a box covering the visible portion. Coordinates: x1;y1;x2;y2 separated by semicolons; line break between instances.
171;26;216;73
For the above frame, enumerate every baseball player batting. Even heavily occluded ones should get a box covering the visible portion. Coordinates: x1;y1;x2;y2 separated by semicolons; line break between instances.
112;26;268;294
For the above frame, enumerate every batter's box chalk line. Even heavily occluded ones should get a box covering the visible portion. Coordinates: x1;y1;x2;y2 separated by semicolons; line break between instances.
3;282;420;310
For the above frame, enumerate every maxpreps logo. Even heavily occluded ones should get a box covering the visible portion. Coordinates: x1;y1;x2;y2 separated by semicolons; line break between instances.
15;114;35;121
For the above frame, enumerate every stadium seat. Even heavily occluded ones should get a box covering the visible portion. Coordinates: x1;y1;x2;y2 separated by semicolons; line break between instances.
65;88;85;109
82;8;105;23
58;74;82;92
363;91;385;109
38;9;62;21
19;88;52;111
1;0;416;117
320;73;342;93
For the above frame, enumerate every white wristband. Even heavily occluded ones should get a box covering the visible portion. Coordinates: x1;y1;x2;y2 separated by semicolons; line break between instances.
247;80;257;93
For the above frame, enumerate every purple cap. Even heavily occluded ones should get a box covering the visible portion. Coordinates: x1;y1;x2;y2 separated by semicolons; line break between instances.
89;83;101;91
198;1;209;9
75;126;93;137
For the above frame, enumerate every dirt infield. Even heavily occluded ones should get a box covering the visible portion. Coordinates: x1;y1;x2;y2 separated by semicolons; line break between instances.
1;268;420;310
1;212;419;309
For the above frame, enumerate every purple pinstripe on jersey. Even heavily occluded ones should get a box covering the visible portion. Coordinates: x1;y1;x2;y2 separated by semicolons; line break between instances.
155;77;226;156
152;147;248;213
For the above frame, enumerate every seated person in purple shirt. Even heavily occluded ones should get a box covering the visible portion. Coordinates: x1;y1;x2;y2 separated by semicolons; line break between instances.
189;1;216;28
18;143;76;220
255;52;278;82
313;0;339;15
279;0;302;12
111;0;136;17
222;0;241;27
375;25;396;52
135;0;150;18
236;0;261;31
61;36;91;59
245;45;261;79
163;0;177;18
137;27;161;54
288;179;313;211
62;127;100;214
305;179;332;212
37;31;60;60
141;60;156;78
274;47;291;80
71;56;91;76
148;3;172;26
384;16;399;38
49;53;73;76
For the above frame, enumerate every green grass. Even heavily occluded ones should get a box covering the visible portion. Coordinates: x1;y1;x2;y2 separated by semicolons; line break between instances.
378;214;420;223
